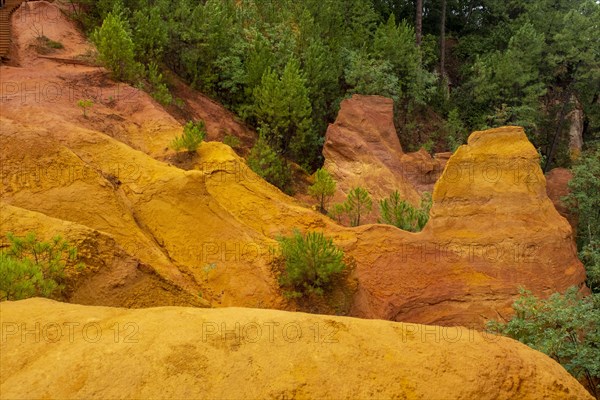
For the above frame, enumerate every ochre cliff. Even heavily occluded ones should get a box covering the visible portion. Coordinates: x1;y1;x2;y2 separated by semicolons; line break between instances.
322;95;447;223
0;2;587;328
349;127;587;326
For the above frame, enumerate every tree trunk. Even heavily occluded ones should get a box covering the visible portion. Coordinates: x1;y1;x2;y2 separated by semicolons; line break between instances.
416;0;423;46
439;0;447;80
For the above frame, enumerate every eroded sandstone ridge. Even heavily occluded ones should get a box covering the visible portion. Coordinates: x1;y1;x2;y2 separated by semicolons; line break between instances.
0;298;592;399
322;95;447;217
349;127;587;326
0;1;587;327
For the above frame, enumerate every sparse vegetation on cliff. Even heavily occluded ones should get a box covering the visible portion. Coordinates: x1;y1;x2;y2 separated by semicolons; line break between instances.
277;229;346;298
488;288;600;398
308;168;336;214
379;191;431;232
329;187;373;227
170;120;206;153
75;0;599;170
0;232;83;301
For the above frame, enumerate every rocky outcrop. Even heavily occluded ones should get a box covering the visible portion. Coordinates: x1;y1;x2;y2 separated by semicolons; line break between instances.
0;1;588;328
350;127;587;326
0;117;295;309
546;168;577;232
0;298;592;400
0;204;208;308
322;95;445;221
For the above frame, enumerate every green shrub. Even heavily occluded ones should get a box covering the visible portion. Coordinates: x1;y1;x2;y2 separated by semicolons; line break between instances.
328;187;373;227
222;134;241;149
171;120;206;153
564;145;600;292
247;132;292;194
40;36;64;49
91;10;141;82
77;99;94;117
565;146;600;249
148;62;172;106
581;241;600;293
487;288;600;398
344;187;372;227
328;203;346;224
446;108;467;152
277;229;346;298
0;232;83;301
379;191;431;232
251;59;318;168
308;168;336;213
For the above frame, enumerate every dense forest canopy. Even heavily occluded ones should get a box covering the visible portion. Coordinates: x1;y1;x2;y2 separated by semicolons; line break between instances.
73;0;599;171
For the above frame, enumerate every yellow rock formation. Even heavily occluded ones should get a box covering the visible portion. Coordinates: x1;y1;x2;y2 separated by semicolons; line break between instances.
0;298;592;399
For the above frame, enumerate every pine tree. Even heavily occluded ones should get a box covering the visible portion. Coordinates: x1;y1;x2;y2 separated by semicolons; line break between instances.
345;187;372;227
308;168;336;213
247;132;292;194
252;58;318;168
92;10;140;82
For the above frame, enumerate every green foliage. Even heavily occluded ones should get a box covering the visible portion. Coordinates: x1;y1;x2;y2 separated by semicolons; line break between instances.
0;232;83;301
487;288;600;398
373;15;434;104
79;0;600;173
379;191;431;232
247;133;292;194
91;9;141;82
564;146;600;292
328;203;346;224
565;146;600;249
77;99;94;117
252;59;319;168
222;134;241;149
277;229;346;297
170;120;206;153
131;6;168;64
581;241;600;294
421;139;434;154
446;108;467;152
344;187;373;227
38;36;64;49
470;23;546;130
344;49;400;101
147;62;172;106
308;168;336;213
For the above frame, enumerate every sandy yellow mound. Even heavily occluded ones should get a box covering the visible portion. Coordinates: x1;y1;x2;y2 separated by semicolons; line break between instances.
0;298;592;399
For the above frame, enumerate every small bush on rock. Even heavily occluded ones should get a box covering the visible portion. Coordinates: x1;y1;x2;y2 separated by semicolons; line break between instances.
0;232;83;301
171;120;206;153
277;229;346;298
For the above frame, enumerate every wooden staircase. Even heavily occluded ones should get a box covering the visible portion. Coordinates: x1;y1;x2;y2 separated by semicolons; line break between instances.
0;0;28;59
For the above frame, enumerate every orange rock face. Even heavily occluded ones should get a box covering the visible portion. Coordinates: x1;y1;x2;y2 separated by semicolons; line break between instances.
0;2;587;330
322;95;445;222
349;127;587;326
546;167;577;232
